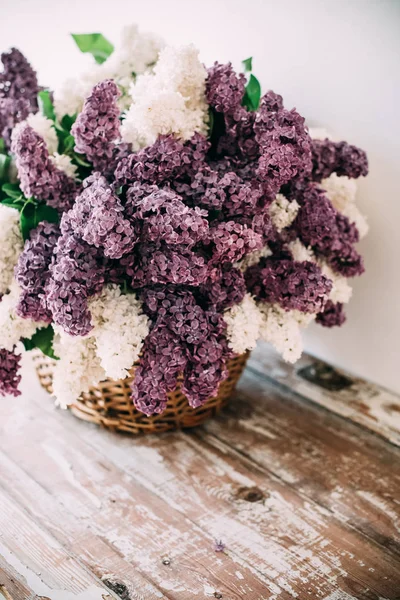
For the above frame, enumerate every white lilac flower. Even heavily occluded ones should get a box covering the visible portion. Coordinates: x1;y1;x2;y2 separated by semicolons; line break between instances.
258;303;314;363
270;194;299;232
26;112;58;154
319;262;352;304
287;239;315;263
49;153;79;180
321;173;368;238
105;24;164;82
89;284;150;380
54;25;165;119
235;245;272;272
153;44;208;111
0;206;24;296
224;294;263;354
121;44;208;148
52;329;105;408
0;282;45;351
308;127;332;140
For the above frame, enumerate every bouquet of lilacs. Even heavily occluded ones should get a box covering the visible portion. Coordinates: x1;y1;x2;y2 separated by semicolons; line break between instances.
0;25;368;415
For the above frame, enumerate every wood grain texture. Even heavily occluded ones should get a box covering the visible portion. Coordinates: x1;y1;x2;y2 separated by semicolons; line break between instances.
0;351;399;599
249;343;400;447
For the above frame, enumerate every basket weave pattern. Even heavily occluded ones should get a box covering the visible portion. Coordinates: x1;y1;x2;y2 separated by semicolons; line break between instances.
34;352;249;434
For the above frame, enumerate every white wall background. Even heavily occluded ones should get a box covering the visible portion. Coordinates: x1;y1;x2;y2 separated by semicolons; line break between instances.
2;0;400;393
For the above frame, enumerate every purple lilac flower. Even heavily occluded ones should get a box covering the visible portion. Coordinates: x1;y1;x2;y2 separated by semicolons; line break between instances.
206;62;246;115
246;257;332;313
11;124;78;213
114;135;192;187
201;265;246;311
0;348;22;397
294;183;364;276
129;187;209;246
182;329;230;408
209;221;263;264
311;139;368;181
71;80;121;173
174;165;227;210
131;244;213;287
131;325;188;415
316;301;346;327
0;97;30;148
254;96;312;189
67;173;135;259
214;540;226;553
0;48;39;106
46;216;105;336
0;48;40;148
15;222;60;323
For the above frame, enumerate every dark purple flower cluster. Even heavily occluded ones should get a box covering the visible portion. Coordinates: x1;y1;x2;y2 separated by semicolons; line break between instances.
0;48;40;147
0;348;21;397
46;215;105;336
11;124;78;213
67;173;134;259
316;301;346;328
293;183;364;277
133;287;230;414
115;134;194;187
311;138;368;182
254;96;313;189
206;62;246;115
71;80;121;173
129;187;209;247
15;222;60;323
246;256;332;313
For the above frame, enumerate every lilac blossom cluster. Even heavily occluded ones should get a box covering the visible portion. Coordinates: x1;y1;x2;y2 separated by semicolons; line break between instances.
72;80;121;173
11;124;78;213
0;38;369;409
15;222;60;322
0;48;40;147
0;348;21;397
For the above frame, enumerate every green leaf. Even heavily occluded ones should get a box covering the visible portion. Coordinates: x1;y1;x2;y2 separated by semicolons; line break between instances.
72;152;91;167
63;135;75;152
20;201;59;241
242;57;253;73
0;154;11;182
71;33;114;64
0;198;24;210
2;182;22;199
38;90;56;121
60;114;77;132
22;326;59;360
242;74;261;112
0;138;6;154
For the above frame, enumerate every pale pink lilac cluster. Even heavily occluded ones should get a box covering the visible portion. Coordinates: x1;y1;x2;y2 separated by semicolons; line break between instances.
0;28;369;412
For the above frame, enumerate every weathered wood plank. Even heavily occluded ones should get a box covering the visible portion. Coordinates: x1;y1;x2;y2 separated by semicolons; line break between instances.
0;563;38;600
205;367;400;558
0;386;287;599
0;487;118;600
0;452;170;600
7;365;400;598
249;343;400;446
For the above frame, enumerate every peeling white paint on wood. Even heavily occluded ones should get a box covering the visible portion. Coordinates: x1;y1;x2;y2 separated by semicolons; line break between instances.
0;352;399;598
249;342;400;446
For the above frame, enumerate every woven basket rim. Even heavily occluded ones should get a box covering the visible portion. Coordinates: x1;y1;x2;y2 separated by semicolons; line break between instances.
33;351;249;434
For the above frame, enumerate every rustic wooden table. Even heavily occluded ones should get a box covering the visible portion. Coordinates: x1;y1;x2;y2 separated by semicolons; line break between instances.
0;343;400;600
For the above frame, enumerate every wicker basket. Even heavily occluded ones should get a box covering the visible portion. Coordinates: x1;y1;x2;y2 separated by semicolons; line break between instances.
34;352;249;434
